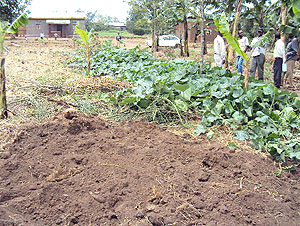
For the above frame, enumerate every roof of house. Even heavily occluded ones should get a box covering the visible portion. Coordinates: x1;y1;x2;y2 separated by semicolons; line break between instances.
110;22;126;27
28;11;86;20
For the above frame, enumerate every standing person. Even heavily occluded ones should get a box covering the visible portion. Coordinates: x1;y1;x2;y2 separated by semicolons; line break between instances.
285;34;299;88
214;31;226;67
249;28;266;80
236;30;249;76
273;32;285;88
116;32;122;46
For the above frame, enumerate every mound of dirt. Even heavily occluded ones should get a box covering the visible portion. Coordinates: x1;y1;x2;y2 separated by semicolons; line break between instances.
0;113;299;226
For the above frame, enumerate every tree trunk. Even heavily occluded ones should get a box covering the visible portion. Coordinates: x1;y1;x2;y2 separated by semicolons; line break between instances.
259;0;265;28
180;32;184;57
0;58;8;119
281;4;288;43
151;5;158;54
183;15;189;57
199;0;205;74
227;0;243;65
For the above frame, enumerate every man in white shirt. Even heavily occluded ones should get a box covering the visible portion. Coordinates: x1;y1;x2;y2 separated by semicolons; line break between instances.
273;32;285;88
249;28;266;80
214;31;226;67
236;30;249;76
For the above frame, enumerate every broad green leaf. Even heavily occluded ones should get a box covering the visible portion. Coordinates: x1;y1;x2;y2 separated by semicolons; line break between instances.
173;83;190;92
207;130;214;139
138;99;151;109
234;130;249;141
227;142;237;150
194;123;206;135
120;97;136;106
7;13;28;33
174;99;188;112
263;85;275;96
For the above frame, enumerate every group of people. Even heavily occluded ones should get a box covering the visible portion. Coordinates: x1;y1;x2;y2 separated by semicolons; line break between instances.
214;28;299;89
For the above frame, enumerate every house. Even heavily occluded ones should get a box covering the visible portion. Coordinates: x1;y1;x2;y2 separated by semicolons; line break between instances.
175;18;218;43
24;12;86;38
110;22;127;31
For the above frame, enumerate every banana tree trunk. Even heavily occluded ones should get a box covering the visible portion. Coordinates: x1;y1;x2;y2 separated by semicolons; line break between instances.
199;0;205;74
281;4;288;43
0;58;8;119
183;15;189;57
259;0;265;28
151;5;158;54
227;0;243;65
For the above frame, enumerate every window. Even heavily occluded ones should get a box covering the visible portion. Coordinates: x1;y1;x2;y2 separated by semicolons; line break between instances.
36;24;40;30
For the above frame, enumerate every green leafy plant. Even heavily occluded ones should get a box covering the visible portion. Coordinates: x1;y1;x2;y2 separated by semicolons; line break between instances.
72;23;95;74
67;42;300;162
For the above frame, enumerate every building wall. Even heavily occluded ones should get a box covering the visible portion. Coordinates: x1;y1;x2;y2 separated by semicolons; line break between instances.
175;20;218;43
26;18;85;38
26;19;49;37
69;19;86;37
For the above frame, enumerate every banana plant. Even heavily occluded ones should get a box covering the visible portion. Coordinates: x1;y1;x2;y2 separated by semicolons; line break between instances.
0;13;28;119
280;0;300;36
72;24;95;74
214;12;247;63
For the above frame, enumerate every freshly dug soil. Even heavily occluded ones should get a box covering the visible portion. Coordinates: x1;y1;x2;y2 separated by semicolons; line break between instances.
0;113;299;226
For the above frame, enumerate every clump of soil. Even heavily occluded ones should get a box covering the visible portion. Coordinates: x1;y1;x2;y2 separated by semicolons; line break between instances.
0;113;299;226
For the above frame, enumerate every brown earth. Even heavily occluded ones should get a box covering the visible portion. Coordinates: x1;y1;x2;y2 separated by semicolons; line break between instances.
0;38;300;226
0;112;300;226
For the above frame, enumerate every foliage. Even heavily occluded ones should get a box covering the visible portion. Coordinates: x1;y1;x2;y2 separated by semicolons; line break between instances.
126;1;152;35
281;0;300;36
72;24;95;74
0;0;31;23
97;30;149;38
213;12;247;63
85;11;119;32
0;12;28;55
67;43;300;162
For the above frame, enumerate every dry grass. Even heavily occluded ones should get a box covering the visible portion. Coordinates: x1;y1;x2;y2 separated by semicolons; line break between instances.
0;38;129;150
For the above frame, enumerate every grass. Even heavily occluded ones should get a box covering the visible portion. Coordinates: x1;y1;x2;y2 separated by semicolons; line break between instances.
97;29;150;38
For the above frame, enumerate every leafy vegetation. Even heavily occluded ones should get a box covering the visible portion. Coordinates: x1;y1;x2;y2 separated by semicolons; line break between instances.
0;0;31;23
72;24;95;74
67;42;300;162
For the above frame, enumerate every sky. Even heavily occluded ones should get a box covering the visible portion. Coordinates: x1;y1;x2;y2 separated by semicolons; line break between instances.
27;0;130;22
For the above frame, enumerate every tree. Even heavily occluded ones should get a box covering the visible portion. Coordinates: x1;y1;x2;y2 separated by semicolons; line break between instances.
85;11;119;32
0;13;28;119
0;0;31;23
128;0;166;53
126;2;151;35
281;0;300;36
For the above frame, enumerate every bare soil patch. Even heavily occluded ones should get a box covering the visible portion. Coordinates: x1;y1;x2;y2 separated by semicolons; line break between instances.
0;112;300;226
1;38;300;226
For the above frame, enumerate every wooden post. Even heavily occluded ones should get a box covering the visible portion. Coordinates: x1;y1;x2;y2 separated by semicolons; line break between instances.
0;58;8;119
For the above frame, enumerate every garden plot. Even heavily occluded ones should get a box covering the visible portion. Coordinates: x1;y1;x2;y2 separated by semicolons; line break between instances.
0;38;299;225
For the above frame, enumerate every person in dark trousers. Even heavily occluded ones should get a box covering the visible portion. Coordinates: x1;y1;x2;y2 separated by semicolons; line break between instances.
249;28;266;80
116;32;122;42
285;34;299;88
273;32;285;88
